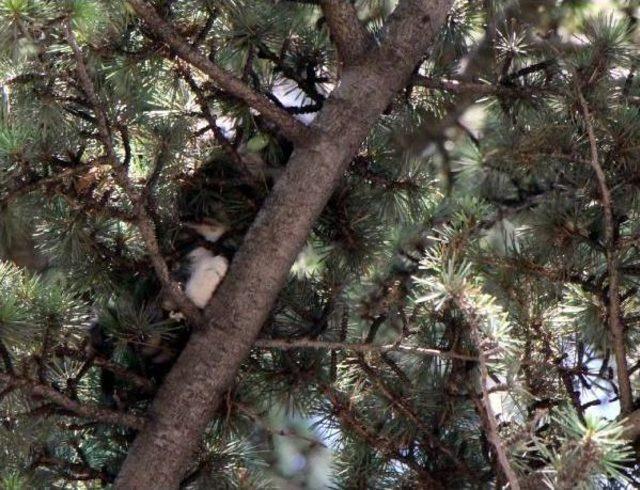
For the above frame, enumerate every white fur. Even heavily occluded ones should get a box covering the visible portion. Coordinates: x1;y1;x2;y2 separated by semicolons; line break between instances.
186;222;227;243
184;247;229;308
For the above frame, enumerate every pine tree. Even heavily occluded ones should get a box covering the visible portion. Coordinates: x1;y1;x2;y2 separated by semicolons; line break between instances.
1;0;640;488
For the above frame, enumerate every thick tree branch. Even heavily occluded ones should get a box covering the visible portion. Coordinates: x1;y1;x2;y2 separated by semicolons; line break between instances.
0;373;145;430
126;0;310;145
577;86;632;415
115;1;454;487
320;0;372;66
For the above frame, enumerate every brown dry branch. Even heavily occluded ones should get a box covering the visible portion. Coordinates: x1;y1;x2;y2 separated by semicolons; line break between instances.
63;20;203;327
322;383;445;489
255;337;478;361
453;295;521;490
54;346;155;393
0;372;146;430
413;75;544;98
126;0;311;146
356;355;479;480
34;454;111;484
0;163;95;208
576;85;632;415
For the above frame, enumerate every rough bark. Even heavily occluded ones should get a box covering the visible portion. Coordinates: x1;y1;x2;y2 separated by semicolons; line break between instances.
115;1;454;488
622;408;640;442
320;0;372;66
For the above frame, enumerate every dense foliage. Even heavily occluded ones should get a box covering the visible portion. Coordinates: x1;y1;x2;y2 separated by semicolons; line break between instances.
1;0;640;488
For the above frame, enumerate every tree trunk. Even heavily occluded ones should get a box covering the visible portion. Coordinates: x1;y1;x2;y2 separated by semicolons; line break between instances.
115;1;454;488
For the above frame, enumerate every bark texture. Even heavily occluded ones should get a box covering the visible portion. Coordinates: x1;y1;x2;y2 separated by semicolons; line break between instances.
320;0;372;66
623;409;640;442
115;1;454;488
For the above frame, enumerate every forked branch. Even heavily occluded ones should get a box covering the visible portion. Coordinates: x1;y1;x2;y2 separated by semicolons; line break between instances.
126;0;311;145
63;21;203;326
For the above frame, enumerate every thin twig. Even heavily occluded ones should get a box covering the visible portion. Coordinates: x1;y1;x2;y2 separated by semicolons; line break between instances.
453;295;521;490
413;75;543;98
54;347;155;392
0;163;95;208
126;0;310;145
357;355;479;479
254;337;478;361
0;373;145;430
63;21;203;326
235;402;327;448
576;85;632;415
178;65;249;171
322;383;444;489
